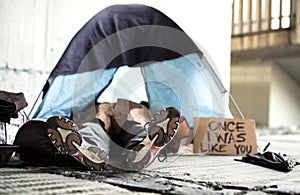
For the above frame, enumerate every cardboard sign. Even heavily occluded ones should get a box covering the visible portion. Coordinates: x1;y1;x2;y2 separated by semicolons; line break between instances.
193;118;257;155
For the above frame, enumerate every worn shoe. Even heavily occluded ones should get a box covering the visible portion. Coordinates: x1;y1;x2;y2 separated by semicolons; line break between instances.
124;107;180;171
46;116;108;171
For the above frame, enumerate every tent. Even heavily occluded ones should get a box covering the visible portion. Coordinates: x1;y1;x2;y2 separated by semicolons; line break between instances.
31;4;241;126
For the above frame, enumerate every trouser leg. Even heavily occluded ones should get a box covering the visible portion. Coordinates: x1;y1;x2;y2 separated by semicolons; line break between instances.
79;119;110;154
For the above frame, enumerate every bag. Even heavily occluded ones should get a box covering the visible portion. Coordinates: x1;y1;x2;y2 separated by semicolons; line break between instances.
235;143;300;172
14;120;56;162
0;91;28;123
0;91;28;144
14;120;82;167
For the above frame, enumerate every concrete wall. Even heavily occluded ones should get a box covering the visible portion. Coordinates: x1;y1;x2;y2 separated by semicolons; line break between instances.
230;0;300;128
293;0;300;43
269;64;300;127
230;60;272;126
231;30;294;51
0;0;232;115
231;59;300;127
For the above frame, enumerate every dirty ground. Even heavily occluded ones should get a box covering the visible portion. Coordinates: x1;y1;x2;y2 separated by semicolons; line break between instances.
0;134;299;194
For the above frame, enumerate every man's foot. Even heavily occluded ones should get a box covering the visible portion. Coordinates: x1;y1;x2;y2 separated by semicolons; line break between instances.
46;116;108;171
124;107;180;171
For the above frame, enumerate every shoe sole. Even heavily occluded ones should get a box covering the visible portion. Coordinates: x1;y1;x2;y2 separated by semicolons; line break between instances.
126;107;180;171
46;116;107;171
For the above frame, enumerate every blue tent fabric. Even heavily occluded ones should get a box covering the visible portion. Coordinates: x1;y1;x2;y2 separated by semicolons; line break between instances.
142;53;232;125
33;4;232;125
34;68;117;119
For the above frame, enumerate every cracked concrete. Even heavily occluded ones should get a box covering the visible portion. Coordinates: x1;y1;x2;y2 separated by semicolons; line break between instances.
0;134;299;194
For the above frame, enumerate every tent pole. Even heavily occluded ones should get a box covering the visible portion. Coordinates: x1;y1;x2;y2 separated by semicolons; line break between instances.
229;93;245;119
200;53;245;119
28;89;43;118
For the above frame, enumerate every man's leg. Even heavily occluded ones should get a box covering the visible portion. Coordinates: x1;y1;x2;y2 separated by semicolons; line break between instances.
121;107;181;171
46;106;180;172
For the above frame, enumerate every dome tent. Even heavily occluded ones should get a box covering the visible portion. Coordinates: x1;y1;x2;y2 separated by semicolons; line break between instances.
31;4;239;126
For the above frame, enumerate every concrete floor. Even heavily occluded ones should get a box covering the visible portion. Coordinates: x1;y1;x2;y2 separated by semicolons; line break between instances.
146;134;300;193
0;134;299;194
